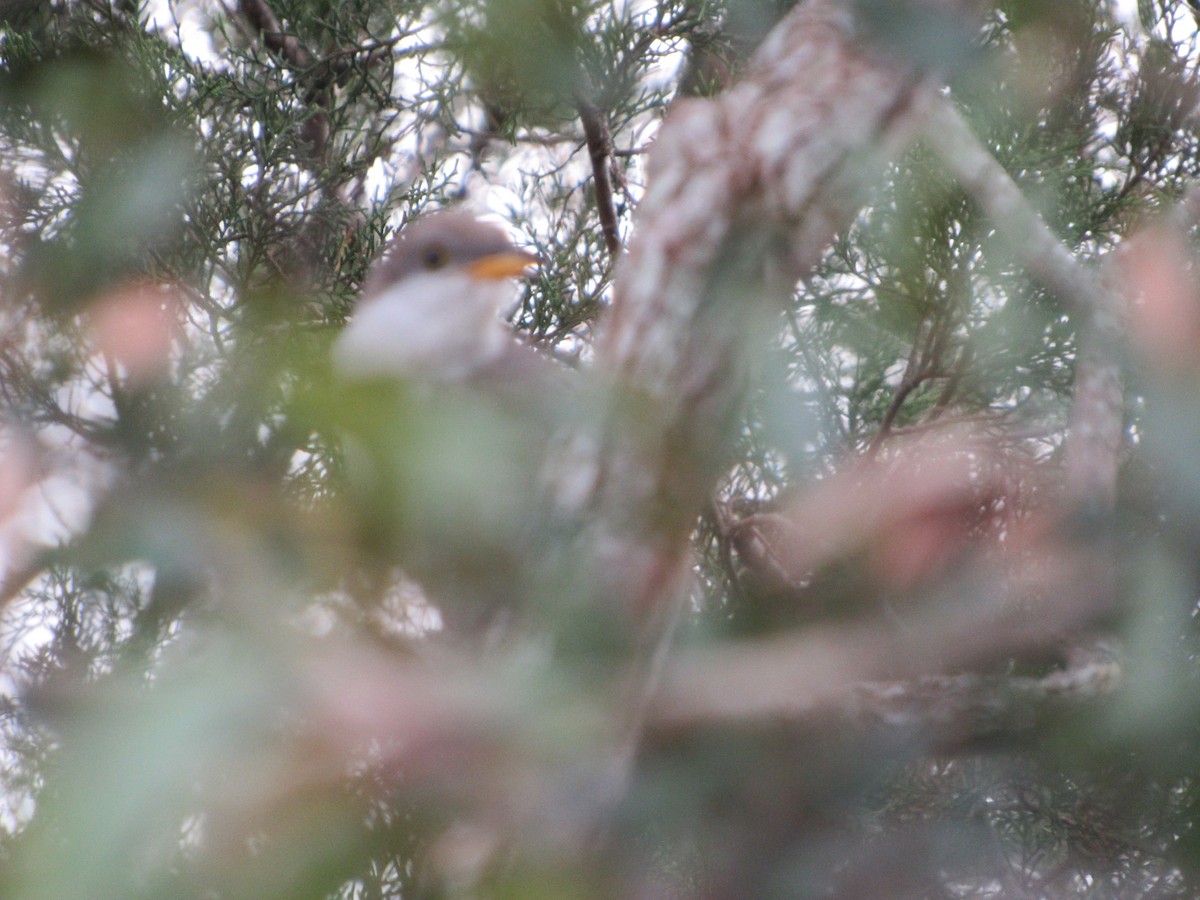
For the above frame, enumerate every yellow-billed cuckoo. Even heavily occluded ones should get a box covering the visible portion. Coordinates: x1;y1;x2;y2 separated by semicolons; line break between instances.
330;209;555;638
333;209;538;381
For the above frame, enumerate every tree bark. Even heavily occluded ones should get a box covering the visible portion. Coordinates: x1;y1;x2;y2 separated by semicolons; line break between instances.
568;0;977;621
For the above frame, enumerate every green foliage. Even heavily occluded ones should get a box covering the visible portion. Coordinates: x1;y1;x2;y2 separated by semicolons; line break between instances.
450;0;591;123
0;1;1200;898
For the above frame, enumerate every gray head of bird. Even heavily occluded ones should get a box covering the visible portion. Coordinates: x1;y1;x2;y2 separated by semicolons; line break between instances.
334;210;538;380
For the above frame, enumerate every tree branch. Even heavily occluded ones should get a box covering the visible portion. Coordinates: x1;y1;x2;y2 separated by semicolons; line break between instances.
576;91;621;257
544;0;987;833
238;0;313;69
923;97;1124;508
652;613;1121;746
238;0;328;159
566;0;944;621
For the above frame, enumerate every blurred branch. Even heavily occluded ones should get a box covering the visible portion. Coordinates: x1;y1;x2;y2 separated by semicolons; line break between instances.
925;97;1124;507
677;429;1124;749
847;639;1121;748
574;0;946;617
924;98;1108;321
544;0;986;839
652;615;1121;747
293;623;1120;813
1168;179;1200;231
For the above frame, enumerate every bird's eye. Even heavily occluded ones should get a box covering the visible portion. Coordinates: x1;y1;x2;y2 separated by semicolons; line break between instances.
422;245;448;269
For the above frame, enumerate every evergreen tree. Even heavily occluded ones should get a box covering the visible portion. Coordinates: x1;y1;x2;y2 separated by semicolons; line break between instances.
0;0;1198;896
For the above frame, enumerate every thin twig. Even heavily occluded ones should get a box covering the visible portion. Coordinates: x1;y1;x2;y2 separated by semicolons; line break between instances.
238;0;329;158
867;322;933;456
576;89;622;257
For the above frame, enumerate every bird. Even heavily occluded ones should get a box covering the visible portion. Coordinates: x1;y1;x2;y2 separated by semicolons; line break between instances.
332;209;539;382
330;208;556;639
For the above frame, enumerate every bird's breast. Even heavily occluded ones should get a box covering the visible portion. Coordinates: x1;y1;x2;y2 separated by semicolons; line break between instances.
333;271;514;380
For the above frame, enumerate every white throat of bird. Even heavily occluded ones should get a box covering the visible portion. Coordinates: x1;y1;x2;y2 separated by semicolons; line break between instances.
332;269;515;382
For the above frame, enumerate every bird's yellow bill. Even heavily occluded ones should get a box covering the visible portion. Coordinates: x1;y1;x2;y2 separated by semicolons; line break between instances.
467;251;539;280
